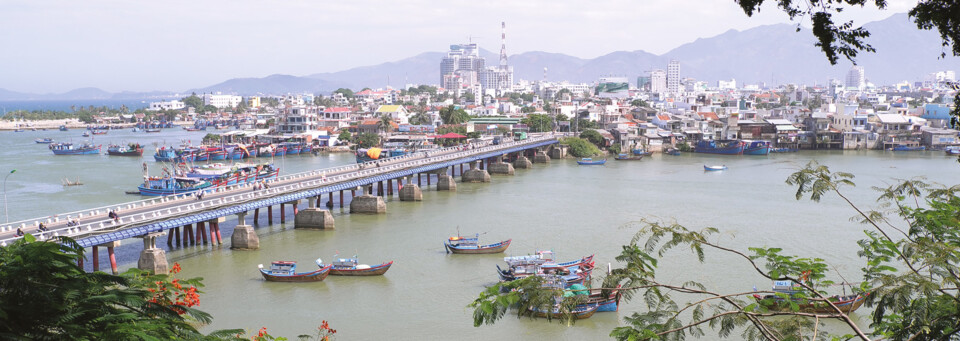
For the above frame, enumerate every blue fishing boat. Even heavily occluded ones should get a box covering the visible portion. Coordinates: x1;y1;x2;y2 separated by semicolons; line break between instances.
704;165;727;171
614;153;643;161
588;286;622;312
50;142;100;155
770;148;798;153
498;251;595;283
272;145;287;157
280;142;302;155
35;138;54;144
154;147;177;162
577;158;606;165
206;163;280;187
445;234;512;254
664;148;681;156
695;140;745;155
258;259;333;282
106;143;143;156
530;302;600;320
59;125;68;131
945;147;960;155
137;176;212;196
743;140;771;155
890;145;926;151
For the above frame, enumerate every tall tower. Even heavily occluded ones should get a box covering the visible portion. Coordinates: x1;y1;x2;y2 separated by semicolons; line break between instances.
499;21;508;68
667;60;680;94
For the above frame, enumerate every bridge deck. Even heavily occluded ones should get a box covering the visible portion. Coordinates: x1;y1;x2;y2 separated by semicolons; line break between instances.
0;135;558;247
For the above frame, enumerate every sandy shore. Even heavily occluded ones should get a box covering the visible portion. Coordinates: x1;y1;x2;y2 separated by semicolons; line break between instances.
0;120;193;131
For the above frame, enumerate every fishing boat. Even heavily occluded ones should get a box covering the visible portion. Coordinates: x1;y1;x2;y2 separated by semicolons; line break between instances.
695;140;745;155
664;148;681;156
280;141;302;155
770;147;798;153
258;259;333;282
320;256;393;276
752;280;868;314
81;131;91;137
137;176;212;196
444;234;511;254
631;148;652;156
530;302;600;320
271;145;287;157
50;142;101;155
356;147;383;163
945;147;960;155
59;125;68;131
577;158;606;165
145;128;161;133
890;145;926;151
107;143;144;156
91;129;107;135
743;140;771;155
614;153;643;161
35;138;54;144
704;165;727;171
498;251;595;283
588;286;622;312
154;147;178;162
131;127;142;132
204;163;280;187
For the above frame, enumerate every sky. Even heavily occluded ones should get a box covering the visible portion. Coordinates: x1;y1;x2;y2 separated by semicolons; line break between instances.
0;0;916;94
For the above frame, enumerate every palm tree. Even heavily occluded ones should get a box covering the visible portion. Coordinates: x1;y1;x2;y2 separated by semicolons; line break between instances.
377;115;393;138
409;112;429;126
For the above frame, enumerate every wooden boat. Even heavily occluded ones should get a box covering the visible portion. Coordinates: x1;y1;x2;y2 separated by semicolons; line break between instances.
445;234;511;254
322;256;393;276
81;131;90;137
137;176;212;196
91;129;107;135
704;165;727;171
695;140;745;155
145;128;161;133
664;148;681;156
61;177;83;186
258;259;333;282
35;138;54;144
946;147;960;155
498;251;595;283
890;145;926;151
107;143;144;156
753;280;867;314
531;303;599;320
587;286;622;312
577;158;606;165
743;140;771;155
614;153;643;161
59;125;68;131
631;149;653;156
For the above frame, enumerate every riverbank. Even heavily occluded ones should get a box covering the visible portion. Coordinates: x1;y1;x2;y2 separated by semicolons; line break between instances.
0;119;195;131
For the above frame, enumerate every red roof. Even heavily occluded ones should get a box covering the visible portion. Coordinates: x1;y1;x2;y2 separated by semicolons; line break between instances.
323;107;352;113
698;112;720;121
656;114;671;121
436;132;466;138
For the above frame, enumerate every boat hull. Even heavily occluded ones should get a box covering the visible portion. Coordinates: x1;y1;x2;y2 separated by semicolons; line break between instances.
107;148;144;156
743;146;770;155
445;239;511;254
532;304;599;319
753;293;867;314
52;147;101;155
704;165;727;171
259;265;333;282
329;261;393;276
577;159;607;165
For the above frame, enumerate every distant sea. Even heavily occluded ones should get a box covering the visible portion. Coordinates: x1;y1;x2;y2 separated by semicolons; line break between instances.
0;99;167;112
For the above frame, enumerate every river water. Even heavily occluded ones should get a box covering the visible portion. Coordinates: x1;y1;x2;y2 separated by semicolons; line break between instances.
1;129;957;339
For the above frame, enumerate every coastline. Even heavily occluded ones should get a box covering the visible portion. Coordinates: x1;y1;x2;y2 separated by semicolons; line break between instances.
0;119;194;131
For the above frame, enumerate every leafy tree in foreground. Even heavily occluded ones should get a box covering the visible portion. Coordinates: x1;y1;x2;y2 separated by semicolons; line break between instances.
470;161;960;340
0;235;241;340
356;133;380;148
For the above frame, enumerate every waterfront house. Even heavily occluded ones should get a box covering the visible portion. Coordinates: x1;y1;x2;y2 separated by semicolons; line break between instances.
920;127;959;148
374;105;410;125
875;113;916;149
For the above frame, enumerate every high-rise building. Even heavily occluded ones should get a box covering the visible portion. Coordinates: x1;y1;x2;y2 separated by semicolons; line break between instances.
667;60;680;94
650;69;667;94
440;43;484;86
846;66;865;91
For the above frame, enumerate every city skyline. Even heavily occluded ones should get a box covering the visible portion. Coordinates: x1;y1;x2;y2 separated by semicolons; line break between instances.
1;0;916;94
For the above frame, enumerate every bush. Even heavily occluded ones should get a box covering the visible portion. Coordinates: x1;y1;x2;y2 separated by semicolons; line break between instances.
676;141;692;152
560;137;600;157
579;130;604;147
607;144;621;155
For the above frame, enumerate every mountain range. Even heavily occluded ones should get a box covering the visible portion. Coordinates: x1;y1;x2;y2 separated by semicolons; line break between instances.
2;13;958;101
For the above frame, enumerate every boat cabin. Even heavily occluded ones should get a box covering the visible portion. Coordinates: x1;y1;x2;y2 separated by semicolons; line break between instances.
269;261;297;275
332;258;358;269
447;235;479;247
771;280;802;294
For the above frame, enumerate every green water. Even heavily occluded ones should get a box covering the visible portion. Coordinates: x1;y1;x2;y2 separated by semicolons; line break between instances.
2;129;957;339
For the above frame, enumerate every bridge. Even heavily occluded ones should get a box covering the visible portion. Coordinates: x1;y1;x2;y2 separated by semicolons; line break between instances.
0;135;562;273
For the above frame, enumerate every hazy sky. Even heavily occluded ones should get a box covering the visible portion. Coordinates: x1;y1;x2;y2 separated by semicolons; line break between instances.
0;0;915;93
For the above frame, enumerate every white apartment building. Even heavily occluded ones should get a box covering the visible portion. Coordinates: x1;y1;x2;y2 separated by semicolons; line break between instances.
203;93;243;109
275;106;319;134
846;66;865;91
148;100;185;111
667;60;680;94
650;69;667;94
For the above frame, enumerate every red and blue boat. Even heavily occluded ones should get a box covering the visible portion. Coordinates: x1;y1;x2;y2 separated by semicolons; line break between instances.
743;140;771;155
280;142;302;155
695;140;745;155
258;259;333;282
205;163;279;186
50;142;101;155
445;234;511;254
154;147;178;162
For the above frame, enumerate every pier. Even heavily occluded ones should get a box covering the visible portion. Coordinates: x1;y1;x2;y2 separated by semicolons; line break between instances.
0;135;559;273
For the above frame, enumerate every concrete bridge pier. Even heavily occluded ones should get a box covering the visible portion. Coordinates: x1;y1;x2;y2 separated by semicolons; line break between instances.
514;154;532;169
351;185;386;214
210;219;223;245
295;198;335;229
231;211;259;250
387;179;394;196
339;190;345;207
533;149;551;163
280;204;286;223
182;224;195;246
462;161;491;183
437;167;457;191
138;232;169;274
489;156;515;175
399;176;423;201
267;205;274;224
91;241;121;274
197;221;208;245
549;144;567;159
254;208;261;224
166;226;180;248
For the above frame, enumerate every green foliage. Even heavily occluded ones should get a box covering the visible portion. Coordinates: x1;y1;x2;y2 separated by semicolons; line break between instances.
261;97;280;107
521;113;553;132
438;105;469;125
356;133;379;148
466;132;481;139
202;105;218;114
676;141;693;152
559;137;600;157
579;129;604;147
0;235;238;340
337;130;351;143
555;113;569;122
575;118;597;131
333;88;354;99
630;99;648;108
607;144;621;155
202;133;221;144
182;92;203;109
404;85;438;97
520;106;536;114
408;112;430;125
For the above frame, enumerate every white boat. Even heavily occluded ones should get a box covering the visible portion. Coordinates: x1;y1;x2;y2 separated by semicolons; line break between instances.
704;165;727;171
